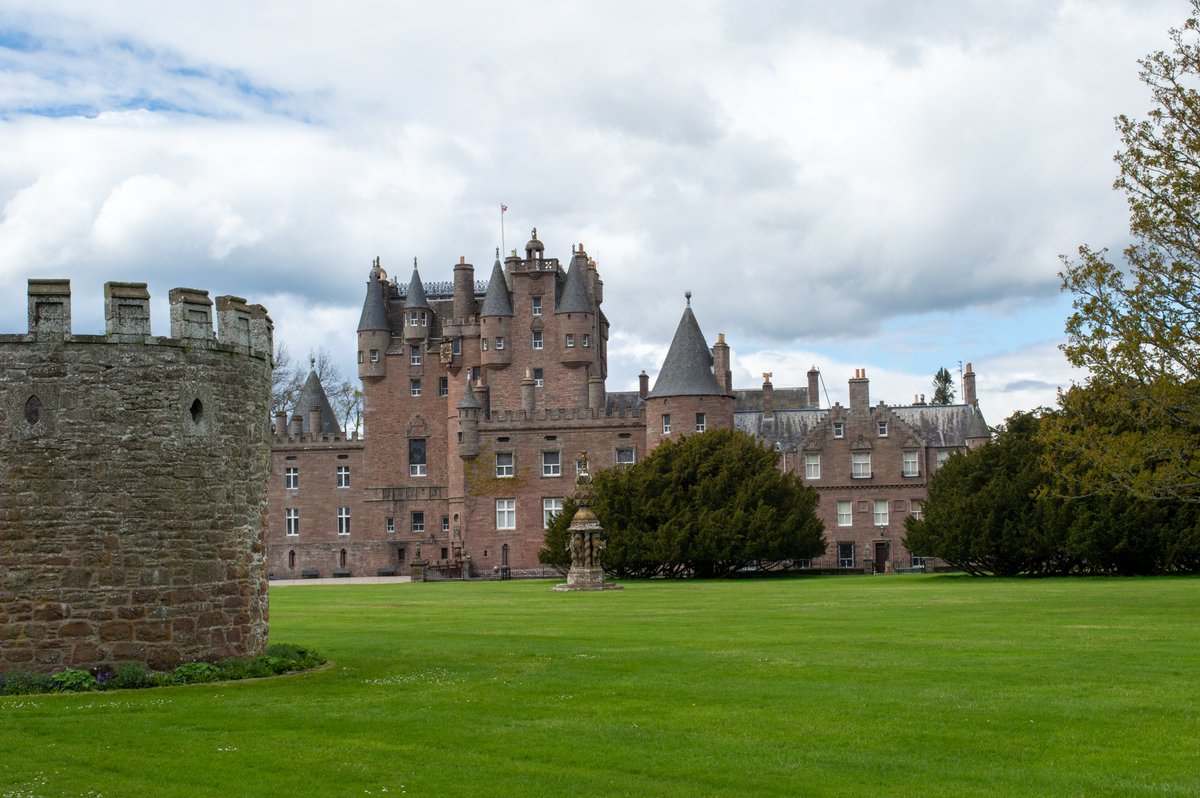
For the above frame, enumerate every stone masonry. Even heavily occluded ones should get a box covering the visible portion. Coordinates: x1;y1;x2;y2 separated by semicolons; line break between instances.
0;279;274;672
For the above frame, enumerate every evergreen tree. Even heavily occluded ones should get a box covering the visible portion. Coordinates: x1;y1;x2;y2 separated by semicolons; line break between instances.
931;367;955;405
541;429;825;578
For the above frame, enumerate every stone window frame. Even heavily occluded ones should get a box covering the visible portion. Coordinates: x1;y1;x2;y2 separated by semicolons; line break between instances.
533;368;544;387
541;450;561;477
543;497;563;528
877;420;888;437
565;333;575;348
532;329;543;350
496;498;516;530
837;541;855;568
833;421;845;439
662;414;671;435
412;511;425;534
695;412;706;432
336;465;350;488
285;508;299;536
438;376;449;397
495;451;515;478
836;500;852;527
902;450;919;477
411;378;422;397
409;345;422;366
615;447;635;466
532;296;542;316
442;516;450;533
851;451;871;479
804;453;820;480
873;500;889;526
386;517;395;534
337;507;351;536
495;336;505;351
285;467;299;490
409;438;427;477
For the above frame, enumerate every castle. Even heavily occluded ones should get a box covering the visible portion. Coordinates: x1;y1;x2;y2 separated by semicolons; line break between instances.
267;230;989;578
1;280;273;672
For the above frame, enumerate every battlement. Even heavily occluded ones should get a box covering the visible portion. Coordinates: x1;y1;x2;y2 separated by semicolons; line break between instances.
21;279;273;361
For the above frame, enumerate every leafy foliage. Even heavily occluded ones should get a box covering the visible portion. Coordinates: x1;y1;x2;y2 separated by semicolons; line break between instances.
541;429;825;577
931;366;955;405
1056;4;1200;503
905;410;1200;575
51;668;98;693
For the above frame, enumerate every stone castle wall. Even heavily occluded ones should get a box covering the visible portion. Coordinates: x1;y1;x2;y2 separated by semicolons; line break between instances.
0;280;274;672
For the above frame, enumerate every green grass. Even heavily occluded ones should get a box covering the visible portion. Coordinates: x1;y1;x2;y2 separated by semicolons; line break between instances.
1;575;1197;796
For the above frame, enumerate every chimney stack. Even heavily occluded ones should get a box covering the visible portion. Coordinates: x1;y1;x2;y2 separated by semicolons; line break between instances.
807;366;820;409
762;373;774;420
638;370;649;400
848;368;870;414
964;362;978;406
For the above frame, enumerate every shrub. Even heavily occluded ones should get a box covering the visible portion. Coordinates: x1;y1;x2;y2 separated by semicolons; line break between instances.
51;669;97;693
105;662;157;691
1;669;54;695
171;661;220;685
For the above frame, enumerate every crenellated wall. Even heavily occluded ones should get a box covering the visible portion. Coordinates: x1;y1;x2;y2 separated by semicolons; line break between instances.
0;279;274;672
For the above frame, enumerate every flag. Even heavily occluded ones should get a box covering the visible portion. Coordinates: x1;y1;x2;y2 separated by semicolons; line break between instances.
500;204;508;214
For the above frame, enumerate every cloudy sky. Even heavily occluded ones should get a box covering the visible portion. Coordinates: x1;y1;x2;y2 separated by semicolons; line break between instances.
0;0;1187;425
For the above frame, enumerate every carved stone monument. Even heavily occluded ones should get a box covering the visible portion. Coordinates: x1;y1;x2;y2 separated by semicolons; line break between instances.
553;452;623;592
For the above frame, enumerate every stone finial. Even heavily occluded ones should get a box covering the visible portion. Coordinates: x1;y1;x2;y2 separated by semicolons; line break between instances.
169;287;214;341
104;282;150;337
28;279;71;340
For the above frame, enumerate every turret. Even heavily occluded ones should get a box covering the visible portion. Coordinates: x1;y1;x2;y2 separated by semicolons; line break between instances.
403;260;430;343
357;258;390;382
525;228;545;262
293;366;340;438
453;255;476;321
457;380;482;458
479;254;513;369
556;245;595;367
645;292;733;450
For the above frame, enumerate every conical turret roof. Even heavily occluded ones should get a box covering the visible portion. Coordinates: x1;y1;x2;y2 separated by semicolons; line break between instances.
457;379;482;410
357;262;390;332
556;249;592;314
646;298;725;399
293;369;341;434
404;263;429;309
479;256;513;317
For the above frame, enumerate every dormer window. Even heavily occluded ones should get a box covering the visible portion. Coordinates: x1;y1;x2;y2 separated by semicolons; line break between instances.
877;420;888;437
833;421;845;439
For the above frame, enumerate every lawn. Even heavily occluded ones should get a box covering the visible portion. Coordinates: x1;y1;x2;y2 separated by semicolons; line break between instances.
1;575;1197;797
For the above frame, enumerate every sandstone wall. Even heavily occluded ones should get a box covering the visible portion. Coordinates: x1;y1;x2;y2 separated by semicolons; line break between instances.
0;280;273;672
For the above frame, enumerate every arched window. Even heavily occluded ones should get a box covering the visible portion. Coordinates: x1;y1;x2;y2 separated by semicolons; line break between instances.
501;543;510;566
339;549;347;568
190;398;204;424
24;395;42;425
288;550;296;569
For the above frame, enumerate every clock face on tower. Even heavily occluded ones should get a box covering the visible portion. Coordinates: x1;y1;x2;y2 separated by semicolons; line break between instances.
439;341;453;366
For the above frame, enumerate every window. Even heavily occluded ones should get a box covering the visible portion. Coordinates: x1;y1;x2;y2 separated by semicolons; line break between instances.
288;549;296;569
662;414;671;434
408;311;419;326
877;420;888;437
873;500;889;526
285;508;299;536
836;501;852;527
336;465;350;488
440;547;449;560
409;345;421;366
285;467;298;490
452;338;462;355
615;447;635;466
495;336;504;350
565;334;575;347
442;516;450;533
805;453;820;480
482;338;489;351
543;498;563;528
582;334;590;347
438;376;448;397
411;379;422;397
852;452;871;478
833;421;844;439
369;349;379;363
532;296;542;316
910;500;924;520
386;517;394;534
409;438;426;477
903;451;919;477
532;330;543;350
936;450;952;470
358;350;364;364
495;451;514;478
337;507;350;536
496;499;516;529
695;412;706;432
412;512;424;534
533;368;544;387
397;547;406;561
838;542;855;568
911;553;927;569
542;450;561;477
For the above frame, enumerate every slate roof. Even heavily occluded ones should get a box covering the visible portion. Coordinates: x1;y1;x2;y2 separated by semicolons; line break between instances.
646;304;726;398
732;387;810;412
890;404;991;447
404;266;429;309
604;391;644;416
555;252;592;314
357;268;390;332
292;370;341;434
457;380;482;410
479;257;513;317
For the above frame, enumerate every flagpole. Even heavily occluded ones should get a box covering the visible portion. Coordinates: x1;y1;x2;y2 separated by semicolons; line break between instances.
500;203;507;256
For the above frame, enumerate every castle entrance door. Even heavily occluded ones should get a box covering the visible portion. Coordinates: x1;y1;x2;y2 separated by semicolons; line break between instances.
874;540;890;573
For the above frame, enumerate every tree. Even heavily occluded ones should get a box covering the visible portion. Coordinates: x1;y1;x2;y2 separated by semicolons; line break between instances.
931;367;955;405
271;345;362;436
904;411;1071;576
540;429;825;578
1055;4;1200;504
